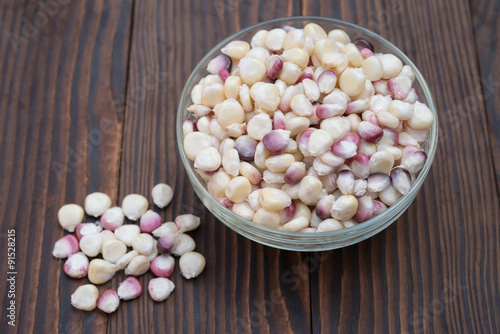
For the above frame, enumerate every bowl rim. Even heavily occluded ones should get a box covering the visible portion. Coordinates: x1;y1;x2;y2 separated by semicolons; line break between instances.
176;16;438;239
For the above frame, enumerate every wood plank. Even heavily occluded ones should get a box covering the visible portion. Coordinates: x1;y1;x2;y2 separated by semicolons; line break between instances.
301;0;500;333
469;0;500;198
0;0;133;333
112;0;312;333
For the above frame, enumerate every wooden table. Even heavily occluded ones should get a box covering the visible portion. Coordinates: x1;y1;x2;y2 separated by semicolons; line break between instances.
1;0;499;333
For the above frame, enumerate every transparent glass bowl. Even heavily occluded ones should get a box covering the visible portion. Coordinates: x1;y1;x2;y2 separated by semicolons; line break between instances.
176;17;438;251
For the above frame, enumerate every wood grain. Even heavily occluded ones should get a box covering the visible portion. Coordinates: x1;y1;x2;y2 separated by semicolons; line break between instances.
0;0;133;333
469;0;500;192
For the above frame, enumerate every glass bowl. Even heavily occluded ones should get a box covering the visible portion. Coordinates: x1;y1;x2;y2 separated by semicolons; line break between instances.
176;17;438;251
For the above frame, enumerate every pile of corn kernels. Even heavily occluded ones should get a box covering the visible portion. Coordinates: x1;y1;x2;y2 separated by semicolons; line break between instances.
53;184;206;312
183;23;433;233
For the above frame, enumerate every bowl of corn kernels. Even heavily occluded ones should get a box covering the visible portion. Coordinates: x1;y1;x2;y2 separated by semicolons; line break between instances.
176;17;438;251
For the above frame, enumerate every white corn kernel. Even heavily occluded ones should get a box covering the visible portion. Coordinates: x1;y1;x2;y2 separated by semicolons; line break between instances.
320;116;350;141
221;40;250;60
281;216;309;232
331;195;358;220
379;185;402;206
239;57;266;85
290;94;314;117
407;102;434;130
125;255;150;276
239;84;253;111
308;129;333;156
79;233;103;257
345;43;363;67
317;219;343;232
313;157;336;175
100;207;125;231
239;162;262;184
254;142;271;169
259;188;292;211
225;176;252;203
85;192;112;217
114;224;141;247
251;29;268;48
282;48;310;69
328;29;350;44
337;170;355;195
305;23;328;41
71;284;99;311
251;82;281;111
378;54;403;79
88;259;118;284
247;113;273;140
357;79;376;99
339;67;367;97
101;238;127;263
179;251;206;279
171;234;196;256
253;208;281;228
152;222;178;238
377;110;400;129
151;183;173;209
121;194;149;221
279;62;302;85
146;243;159;262
214;98;245;128
208;169;232;197
100;230;117;244
224;75;242;99
286;116;310;136
222;148;240;177
175;214;201;232
388;100;414;120
282;183;300;199
247;189;262;211
302;79;320;102
183;132;211;160
362;56;383;81
232;202;256;220
201;82;225;108
187;104;211;118
298;175;324;205
132;233;155;255
320;52;348;73
369;150;395;174
58;204;84;232
149;278;175;302
226;123;246;138
115;250;139;270
373;80;389;95
398;132;419;147
265;28;287;51
196;116;211;134
194;147;221;172
283;28;306;50
279;84;303;112
265;154;295;173
247;47;271;64
263;170;285;184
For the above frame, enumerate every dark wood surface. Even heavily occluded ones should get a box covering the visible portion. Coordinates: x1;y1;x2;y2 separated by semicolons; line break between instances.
0;0;498;333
